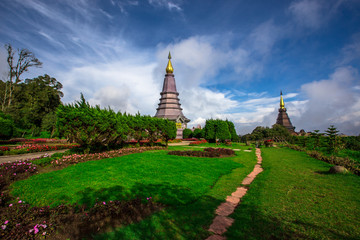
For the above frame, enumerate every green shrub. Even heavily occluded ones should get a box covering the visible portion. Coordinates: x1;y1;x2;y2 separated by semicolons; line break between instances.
0;118;14;140
57;94;176;151
0;111;15;140
182;128;193;139
204;119;233;143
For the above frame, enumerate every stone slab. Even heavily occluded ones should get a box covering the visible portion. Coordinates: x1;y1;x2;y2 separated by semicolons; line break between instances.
216;202;236;216
208;216;234;235
231;187;248;198
205;235;227;240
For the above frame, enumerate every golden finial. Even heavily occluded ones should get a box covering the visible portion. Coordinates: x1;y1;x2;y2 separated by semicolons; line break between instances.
280;90;285;109
166;51;174;73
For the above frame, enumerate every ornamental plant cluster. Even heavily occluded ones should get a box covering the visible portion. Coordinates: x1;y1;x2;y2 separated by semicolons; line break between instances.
56;94;176;151
204;119;239;143
51;146;163;168
0;144;79;156
189;139;208;145
168;147;235;158
0;196;159;240
0;160;38;192
0;138;67;145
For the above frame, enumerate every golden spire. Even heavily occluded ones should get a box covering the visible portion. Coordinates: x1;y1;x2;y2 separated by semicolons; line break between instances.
280;90;285;109
166;51;174;73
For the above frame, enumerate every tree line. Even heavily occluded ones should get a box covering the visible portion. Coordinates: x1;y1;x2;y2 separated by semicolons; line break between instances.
0;44;62;139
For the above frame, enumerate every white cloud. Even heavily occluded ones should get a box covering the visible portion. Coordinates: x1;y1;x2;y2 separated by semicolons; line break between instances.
289;0;322;29
148;0;182;11
59;60;159;115
295;66;360;134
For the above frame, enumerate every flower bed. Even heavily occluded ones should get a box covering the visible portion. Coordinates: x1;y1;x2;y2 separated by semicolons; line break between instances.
0;196;161;239
168;148;235;158
182;138;198;141
189;139;207;145
0;146;166;239
51;146;164;168
0;147;9;152
0;160;38;192
204;147;235;156
1;144;80;155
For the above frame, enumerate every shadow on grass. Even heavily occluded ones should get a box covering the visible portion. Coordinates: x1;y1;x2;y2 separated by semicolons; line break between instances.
54;182;220;240
226;203;357;240
89;184;222;240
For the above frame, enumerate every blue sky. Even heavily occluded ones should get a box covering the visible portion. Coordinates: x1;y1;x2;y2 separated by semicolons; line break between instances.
1;0;360;135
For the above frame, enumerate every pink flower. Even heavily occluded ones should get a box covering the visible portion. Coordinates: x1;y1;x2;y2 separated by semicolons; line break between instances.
18;200;22;203
103;201;106;205
9;204;13;207
43;232;46;236
13;173;16;175
34;225;39;234
4;221;9;225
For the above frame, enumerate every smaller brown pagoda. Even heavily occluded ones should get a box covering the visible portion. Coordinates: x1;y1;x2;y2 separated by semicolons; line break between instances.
276;91;295;132
155;52;190;138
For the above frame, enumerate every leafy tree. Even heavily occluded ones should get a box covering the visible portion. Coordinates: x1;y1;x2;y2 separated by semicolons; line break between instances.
325;125;340;153
1;44;42;111
41;111;58;138
0;111;15;139
158;119;176;147
226;120;239;142
182;128;193;139
270;124;291;141
204;119;216;142
7;74;62;133
251;126;268;140
216;120;231;142
193;128;204;139
204;119;232;143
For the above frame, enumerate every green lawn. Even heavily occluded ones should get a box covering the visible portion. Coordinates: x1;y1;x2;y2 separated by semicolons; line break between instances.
10;144;257;239
226;147;360;240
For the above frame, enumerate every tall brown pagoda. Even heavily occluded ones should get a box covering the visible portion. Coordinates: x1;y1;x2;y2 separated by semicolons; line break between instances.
155;52;190;138
276;91;295;132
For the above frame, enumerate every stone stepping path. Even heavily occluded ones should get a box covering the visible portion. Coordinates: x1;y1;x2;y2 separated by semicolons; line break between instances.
206;148;263;239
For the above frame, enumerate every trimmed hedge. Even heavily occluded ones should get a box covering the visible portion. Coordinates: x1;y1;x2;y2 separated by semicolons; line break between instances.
56;94;176;151
168;148;235;158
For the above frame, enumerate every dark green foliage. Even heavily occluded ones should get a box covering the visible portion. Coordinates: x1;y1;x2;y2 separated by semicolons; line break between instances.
9;75;62;129
251;126;269;140
226;120;239;142
182;128;193;139
157;118;176;147
57;95;176;151
204;119;234;143
193;128;204;139
204;119;216;142
216;120;231;142
0;111;15;139
325;125;340;153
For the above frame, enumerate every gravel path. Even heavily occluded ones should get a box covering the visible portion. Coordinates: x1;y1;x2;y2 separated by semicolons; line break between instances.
206;148;263;240
0;149;68;164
